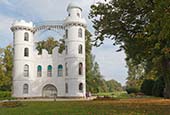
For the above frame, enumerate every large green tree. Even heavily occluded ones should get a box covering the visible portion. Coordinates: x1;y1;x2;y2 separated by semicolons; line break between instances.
90;0;170;97
0;45;12;91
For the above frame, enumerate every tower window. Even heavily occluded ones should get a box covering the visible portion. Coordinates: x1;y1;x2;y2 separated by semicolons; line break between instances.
79;63;83;75
77;13;80;17
79;83;83;92
65;45;68;54
24;32;29;41
78;44;83;54
65;83;68;93
65;29;68;38
58;65;63;77
47;65;52;77
23;84;29;94
37;65;42;77
24;48;29;57
78;28;82;38
65;63;68;76
24;64;29;77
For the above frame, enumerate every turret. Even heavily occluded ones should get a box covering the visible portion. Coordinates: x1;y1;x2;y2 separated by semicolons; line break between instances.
64;3;86;97
11;20;34;97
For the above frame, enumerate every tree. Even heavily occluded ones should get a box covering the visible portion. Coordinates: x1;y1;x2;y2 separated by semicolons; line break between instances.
90;0;170;98
0;45;13;91
141;79;155;96
36;37;59;54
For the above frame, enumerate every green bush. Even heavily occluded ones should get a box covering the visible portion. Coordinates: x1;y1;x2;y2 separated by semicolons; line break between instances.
0;91;11;99
152;76;165;97
126;87;140;94
141;79;155;96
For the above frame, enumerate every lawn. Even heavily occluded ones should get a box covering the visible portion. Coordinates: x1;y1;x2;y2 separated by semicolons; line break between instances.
0;98;170;115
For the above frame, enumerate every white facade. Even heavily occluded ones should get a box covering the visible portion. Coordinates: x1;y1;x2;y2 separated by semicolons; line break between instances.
11;3;86;98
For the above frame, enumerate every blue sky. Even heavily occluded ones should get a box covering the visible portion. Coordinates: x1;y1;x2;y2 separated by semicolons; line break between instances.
0;0;128;85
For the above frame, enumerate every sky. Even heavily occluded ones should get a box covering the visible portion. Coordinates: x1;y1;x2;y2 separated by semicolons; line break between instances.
0;0;128;85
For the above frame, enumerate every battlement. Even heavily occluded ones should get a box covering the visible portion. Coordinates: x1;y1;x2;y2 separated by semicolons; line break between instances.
35;46;65;58
12;20;34;27
11;20;34;32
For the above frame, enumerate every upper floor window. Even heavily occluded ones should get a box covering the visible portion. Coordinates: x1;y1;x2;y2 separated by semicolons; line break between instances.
79;83;83;92
37;65;42;77
24;32;29;41
58;65;63;77
77;13;80;17
78;44;83;54
65;29;68;38
24;64;29;77
24;48;29;57
23;84;29;94
65;45;68;54
65;63;68;76
47;65;52;77
78;28;82;38
79;63;83;75
65;83;68;93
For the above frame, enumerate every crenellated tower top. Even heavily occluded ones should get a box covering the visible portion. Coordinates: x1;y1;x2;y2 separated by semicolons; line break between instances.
11;20;34;32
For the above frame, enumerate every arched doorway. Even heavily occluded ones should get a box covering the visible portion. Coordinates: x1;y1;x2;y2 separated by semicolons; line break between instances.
42;84;57;97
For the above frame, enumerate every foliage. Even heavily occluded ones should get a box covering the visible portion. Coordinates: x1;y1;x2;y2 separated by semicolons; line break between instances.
0;91;11;98
141;79;155;96
89;0;170;98
152;76;165;97
36;37;60;54
126;87;140;94
0;45;12;91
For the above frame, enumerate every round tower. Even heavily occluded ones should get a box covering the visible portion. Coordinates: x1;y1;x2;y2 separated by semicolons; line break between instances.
64;3;86;97
11;20;34;97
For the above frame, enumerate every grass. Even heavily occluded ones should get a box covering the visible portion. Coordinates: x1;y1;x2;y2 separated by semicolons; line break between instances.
97;91;129;99
1;98;170;115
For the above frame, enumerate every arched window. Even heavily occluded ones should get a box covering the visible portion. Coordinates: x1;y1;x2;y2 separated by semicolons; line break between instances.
77;13;80;17
24;64;29;77
23;84;29;94
24;32;29;41
58;65;63;77
65;63;68;76
65;29;68;38
65;83;68;93
79;83;83;92
78;44;83;54
37;65;42;77
78;28;82;38
47;65;52;77
79;63;83;75
65;45;68;54
24;48;29;57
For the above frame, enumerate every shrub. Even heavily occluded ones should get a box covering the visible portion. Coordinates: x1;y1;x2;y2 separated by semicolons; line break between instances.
141;79;155;96
152;76;165;97
0;91;11;99
126;87;140;94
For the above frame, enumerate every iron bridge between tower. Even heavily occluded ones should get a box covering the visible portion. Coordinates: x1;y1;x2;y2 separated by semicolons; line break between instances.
33;20;65;33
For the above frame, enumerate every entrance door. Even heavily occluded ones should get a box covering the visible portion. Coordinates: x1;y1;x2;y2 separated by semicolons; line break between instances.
42;84;57;98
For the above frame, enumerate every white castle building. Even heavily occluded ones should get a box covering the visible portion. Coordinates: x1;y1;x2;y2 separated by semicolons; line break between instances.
11;3;86;98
